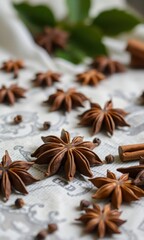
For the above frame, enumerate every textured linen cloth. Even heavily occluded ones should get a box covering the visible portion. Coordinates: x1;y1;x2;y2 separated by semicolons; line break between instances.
0;0;144;239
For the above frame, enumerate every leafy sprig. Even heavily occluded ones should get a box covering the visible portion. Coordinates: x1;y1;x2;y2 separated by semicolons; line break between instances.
13;0;142;63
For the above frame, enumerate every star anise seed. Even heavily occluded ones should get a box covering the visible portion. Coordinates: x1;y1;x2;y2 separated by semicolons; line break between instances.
35;27;69;54
33;71;61;87
0;84;26;105
1;59;24;78
0;151;38;201
79;100;130;136
13;115;23;124
76;203;126;238
44;88;89;112
91;56;126;75
31;129;102;181
76;69;105;86
89;170;144;208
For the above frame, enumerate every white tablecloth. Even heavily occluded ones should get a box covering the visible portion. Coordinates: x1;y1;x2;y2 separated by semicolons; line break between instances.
0;1;144;239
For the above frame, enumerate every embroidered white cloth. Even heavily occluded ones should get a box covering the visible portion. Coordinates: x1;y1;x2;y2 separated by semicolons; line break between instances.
0;0;144;239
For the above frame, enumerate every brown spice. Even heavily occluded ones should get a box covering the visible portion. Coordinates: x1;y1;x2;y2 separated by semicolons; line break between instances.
126;39;144;59
42;121;51;130
91;56;125;75
80;200;91;210
117;157;144;187
0;150;38;201
92;138;101;146
31;129;102;181
33;71;61;87
35;229;48;240
105;154;115;164
138;92;144;105
130;54;144;68
44;88;88;112
0;59;24;78
118;143;144;162
15;198;25;208
0;84;26;105
89;170;144;208
126;39;144;68
13;115;23;124
48;223;58;233
76;203;126;238
35;27;69;54
79;100;130;136
76;69;105;86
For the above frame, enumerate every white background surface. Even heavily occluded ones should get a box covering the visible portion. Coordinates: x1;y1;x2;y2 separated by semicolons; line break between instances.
0;0;144;239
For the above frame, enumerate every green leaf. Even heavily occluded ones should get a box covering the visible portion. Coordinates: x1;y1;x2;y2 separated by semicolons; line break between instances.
66;0;91;23
93;9;141;36
70;25;107;57
55;43;86;64
13;2;56;29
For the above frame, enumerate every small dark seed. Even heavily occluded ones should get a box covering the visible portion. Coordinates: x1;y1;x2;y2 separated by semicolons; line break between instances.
35;229;48;240
15;198;25;208
42;121;51;130
80;200;91;210
48;223;58;233
105;154;115;164
13;115;23;124
93;138;101;146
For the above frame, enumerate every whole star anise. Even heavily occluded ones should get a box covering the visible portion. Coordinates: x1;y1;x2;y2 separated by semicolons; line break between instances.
44;88;88;112
89;170;144;209
79;100;130;136
0;151;38;201
76;69;105;86
0;84;26;105
91;56;126;75
33;71;61;87
76;203;126;238
117;157;144;187
35;27;69;54
31;129;102;181
1;59;24;78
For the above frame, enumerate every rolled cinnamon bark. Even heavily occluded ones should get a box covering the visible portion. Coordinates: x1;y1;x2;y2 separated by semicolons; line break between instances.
126;39;144;59
130;54;144;68
118;143;144;162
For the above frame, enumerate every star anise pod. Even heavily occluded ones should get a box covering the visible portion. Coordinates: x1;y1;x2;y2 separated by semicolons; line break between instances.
79;100;130;136
91;56;126;75
0;84;26;105
1;59;24;78
76;69;105;86
31;129;102;181
0;151;38;201
89;170;144;209
117;157;144;187
35;27;69;54
76;203;126;238
33;71;61;87
138;91;144;105
44;88;88;112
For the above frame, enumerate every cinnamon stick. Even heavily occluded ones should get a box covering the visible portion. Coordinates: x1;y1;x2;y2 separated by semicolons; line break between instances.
118;143;144;162
126;39;144;59
130;54;144;68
